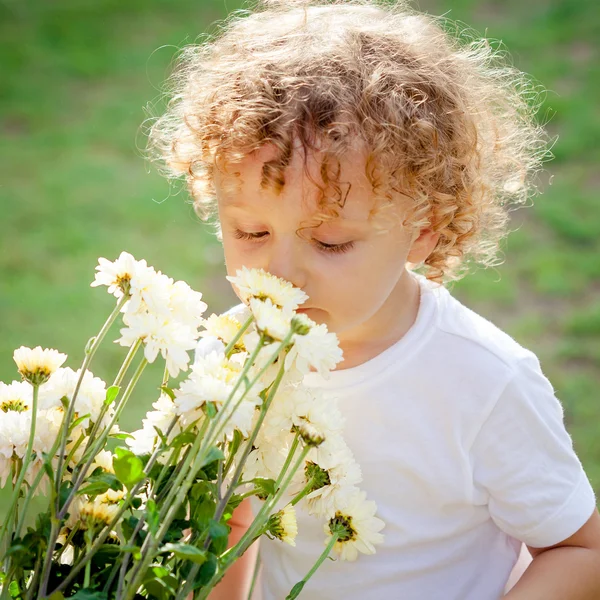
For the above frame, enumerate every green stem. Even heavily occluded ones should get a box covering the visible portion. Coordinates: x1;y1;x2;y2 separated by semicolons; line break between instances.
49;414;174;597
223;315;254;358
0;384;39;550
290;479;315;507
285;533;339;600
122;419;211;600
58;358;148;522
79;338;142;461
83;531;93;588
202;444;311;598
24;546;44;600
204;360;289;552
55;294;129;497
13;427;64;540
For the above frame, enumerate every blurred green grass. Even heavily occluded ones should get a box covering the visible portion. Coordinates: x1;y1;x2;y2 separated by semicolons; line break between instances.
0;0;598;497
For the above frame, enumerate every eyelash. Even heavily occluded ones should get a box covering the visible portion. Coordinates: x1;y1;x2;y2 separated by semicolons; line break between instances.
232;229;355;255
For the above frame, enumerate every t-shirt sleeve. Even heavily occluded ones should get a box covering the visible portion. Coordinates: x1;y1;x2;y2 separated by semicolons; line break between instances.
470;352;597;549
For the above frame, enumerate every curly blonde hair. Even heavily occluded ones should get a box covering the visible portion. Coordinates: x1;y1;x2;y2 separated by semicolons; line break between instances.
145;0;552;284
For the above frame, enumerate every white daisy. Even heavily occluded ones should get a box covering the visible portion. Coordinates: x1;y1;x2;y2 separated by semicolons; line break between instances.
90;251;142;298
90;449;115;474
284;319;343;378
13;346;67;385
324;488;385;561
303;440;363;517
0;380;32;413
267;504;298;546
249;297;293;342
168;280;208;329
200;313;246;350
40;367;108;429
116;311;199;378
226;267;308;312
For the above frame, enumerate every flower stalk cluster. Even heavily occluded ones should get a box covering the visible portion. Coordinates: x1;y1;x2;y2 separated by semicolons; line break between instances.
0;254;384;599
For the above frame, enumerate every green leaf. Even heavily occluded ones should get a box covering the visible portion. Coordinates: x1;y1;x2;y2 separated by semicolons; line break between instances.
225;429;244;472
252;478;276;498
161;543;207;565
70;590;108;600
104;385;120;406
8;581;20;598
203;402;217;419
170;431;196;449
78;473;122;496
197;446;225;471
113;447;145;489
286;581;306;600
146;499;160;536
70;413;91;431
194;553;218;588
48;592;65;600
208;520;229;540
160;386;176;401
109;431;134;440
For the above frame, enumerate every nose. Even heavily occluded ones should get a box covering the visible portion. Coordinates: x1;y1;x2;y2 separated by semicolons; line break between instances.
263;233;307;290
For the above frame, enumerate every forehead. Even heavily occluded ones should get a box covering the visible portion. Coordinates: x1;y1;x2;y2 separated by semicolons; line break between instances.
215;142;383;225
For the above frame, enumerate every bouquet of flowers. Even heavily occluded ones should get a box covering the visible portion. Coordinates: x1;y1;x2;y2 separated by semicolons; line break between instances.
0;251;384;599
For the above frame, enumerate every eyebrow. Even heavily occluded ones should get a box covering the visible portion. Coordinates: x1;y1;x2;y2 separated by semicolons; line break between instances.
222;202;371;229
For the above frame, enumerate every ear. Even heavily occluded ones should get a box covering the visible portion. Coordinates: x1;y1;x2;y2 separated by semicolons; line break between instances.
407;228;440;265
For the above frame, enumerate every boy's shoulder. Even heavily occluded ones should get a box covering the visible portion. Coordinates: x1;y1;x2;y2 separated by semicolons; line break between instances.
432;283;535;372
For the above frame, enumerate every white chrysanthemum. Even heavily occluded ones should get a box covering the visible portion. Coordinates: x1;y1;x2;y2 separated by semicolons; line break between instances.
13;346;67;385
91;252;172;318
126;425;159;456
0;410;31;484
0;380;32;413
117;311;199;377
57;529;75;566
80;490;123;526
302;440;363;517
168;280;207;329
324;488;385;561
91;449;115;473
243;436;293;482
200;313;246;350
227;267;308;312
175;351;262;438
126;393;181;456
40;367;108;429
284;318;343;378
261;384;343;447
267;504;298;546
90;251;142;297
249;298;292;342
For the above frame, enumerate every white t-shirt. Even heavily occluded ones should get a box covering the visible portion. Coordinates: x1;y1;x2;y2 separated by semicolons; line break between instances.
213;273;597;600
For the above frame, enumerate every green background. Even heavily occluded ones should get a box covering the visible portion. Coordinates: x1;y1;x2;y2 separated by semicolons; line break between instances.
1;0;598;500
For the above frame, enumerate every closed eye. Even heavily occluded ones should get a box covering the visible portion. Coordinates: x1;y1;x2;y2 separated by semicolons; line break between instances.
232;229;355;255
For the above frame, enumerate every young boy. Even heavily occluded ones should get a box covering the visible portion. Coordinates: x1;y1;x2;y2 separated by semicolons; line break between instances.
148;1;600;598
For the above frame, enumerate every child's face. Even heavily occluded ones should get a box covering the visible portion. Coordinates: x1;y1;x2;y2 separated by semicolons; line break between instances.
215;142;438;344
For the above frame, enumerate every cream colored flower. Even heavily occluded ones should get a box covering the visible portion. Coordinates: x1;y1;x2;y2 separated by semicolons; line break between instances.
13;346;67;385
267;505;298;546
40;367;108;429
324;489;385;561
116;311;198;378
0;380;32;413
90;251;141;298
201;313;246;351
226;267;308;312
80;489;124;527
168;280;208;329
91;449;115;473
249;297;293;342
284;319;343;378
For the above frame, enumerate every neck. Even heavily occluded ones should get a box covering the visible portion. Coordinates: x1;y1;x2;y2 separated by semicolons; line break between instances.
334;270;421;370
